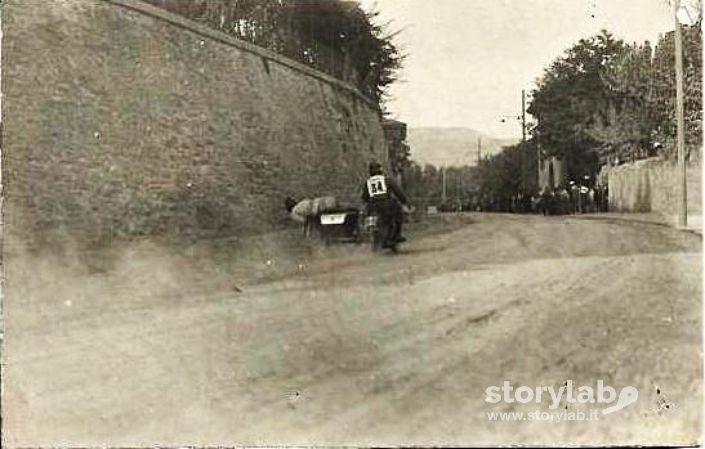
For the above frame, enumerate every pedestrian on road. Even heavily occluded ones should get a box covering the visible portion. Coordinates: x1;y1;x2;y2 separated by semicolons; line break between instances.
540;187;552;216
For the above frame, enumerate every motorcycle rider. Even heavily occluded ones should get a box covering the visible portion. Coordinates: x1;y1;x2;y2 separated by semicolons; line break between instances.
361;161;410;245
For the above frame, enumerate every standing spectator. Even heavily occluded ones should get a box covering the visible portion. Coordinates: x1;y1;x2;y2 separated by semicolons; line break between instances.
587;187;596;213
558;187;570;215
522;191;531;213
568;182;578;214
531;194;539;214
594;186;602;213
540;186;552;216
576;184;586;213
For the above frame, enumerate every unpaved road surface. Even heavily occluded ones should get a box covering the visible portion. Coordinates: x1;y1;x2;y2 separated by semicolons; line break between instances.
3;213;702;446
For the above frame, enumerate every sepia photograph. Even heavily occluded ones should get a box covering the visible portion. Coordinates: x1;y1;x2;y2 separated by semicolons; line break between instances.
1;0;703;446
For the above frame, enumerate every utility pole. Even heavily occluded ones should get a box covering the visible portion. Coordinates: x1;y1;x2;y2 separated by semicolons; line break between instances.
456;175;461;212
442;166;447;205
521;89;528;193
674;0;687;227
477;137;482;164
521;89;527;143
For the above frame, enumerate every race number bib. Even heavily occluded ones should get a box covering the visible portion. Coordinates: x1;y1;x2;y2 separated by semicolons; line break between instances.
366;175;388;197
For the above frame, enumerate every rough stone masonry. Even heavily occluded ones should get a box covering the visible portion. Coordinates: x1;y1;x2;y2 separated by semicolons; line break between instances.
2;0;388;246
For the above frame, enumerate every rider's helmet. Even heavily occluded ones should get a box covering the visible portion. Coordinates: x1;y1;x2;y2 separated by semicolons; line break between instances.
368;161;383;176
284;196;297;212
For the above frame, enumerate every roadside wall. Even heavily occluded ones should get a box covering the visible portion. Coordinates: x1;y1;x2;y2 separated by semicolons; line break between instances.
3;0;387;246
605;157;701;218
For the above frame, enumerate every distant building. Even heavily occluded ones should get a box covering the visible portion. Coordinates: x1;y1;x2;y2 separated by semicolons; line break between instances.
382;119;409;181
382;119;407;143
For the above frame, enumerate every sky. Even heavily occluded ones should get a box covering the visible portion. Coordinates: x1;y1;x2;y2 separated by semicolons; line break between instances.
358;0;680;139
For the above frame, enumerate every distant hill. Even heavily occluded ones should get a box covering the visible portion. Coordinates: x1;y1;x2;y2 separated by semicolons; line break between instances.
407;127;518;168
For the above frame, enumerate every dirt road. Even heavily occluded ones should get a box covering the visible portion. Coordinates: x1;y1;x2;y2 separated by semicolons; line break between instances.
3;213;702;446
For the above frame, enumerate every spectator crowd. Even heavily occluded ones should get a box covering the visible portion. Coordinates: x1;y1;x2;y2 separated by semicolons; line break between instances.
466;180;609;216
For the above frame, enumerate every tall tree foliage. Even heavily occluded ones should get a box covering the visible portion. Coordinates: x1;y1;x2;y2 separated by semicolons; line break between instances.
529;25;702;177
528;30;629;180
399;162;476;209
591;41;660;163
468;24;703;205
650;23;702;159
144;0;403;109
474;141;538;202
594;23;702;162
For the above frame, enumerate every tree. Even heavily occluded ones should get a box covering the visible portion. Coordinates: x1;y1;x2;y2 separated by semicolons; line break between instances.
144;0;404;109
401;161;424;201
472;144;525;210
530;24;703;170
651;23;702;160
528;30;629;179
591;41;661;163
